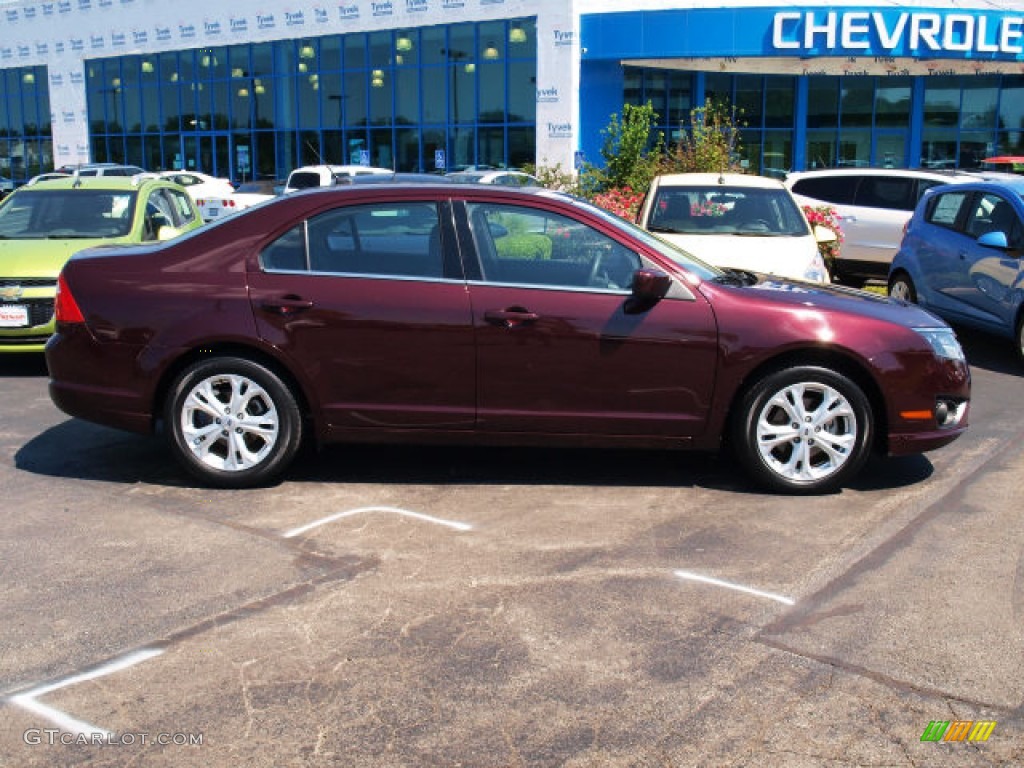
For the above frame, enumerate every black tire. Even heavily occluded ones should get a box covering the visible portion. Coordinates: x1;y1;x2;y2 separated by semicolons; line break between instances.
732;366;873;494
165;357;302;488
1016;313;1024;365
888;272;917;304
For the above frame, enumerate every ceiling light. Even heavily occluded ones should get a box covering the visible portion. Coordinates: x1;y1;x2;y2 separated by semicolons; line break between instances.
509;25;527;44
483;43;499;60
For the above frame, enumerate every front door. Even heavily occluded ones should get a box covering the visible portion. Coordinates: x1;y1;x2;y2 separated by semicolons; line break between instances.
459;201;718;437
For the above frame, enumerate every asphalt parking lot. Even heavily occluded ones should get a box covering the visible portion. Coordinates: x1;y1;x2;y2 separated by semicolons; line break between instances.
1;328;1022;767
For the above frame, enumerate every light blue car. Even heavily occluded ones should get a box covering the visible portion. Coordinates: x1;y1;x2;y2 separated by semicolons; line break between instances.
888;178;1024;362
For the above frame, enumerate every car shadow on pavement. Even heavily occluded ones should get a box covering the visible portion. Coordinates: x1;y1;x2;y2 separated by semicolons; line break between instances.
18;419;935;494
953;325;1023;376
0;354;48;377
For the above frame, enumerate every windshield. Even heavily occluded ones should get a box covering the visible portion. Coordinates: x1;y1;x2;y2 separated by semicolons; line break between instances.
570;196;722;281
646;185;811;237
0;189;136;239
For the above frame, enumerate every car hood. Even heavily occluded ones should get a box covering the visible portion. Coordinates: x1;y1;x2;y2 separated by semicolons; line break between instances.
708;273;948;328
656;231;822;282
0;237;124;278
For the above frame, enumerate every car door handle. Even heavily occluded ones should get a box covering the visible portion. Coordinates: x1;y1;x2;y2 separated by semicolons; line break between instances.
958;250;967;260
260;295;314;315
841;215;858;223
484;308;540;328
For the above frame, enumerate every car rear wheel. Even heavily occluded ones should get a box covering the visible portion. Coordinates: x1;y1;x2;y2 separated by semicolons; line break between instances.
888;272;917;303
733;366;872;494
1016;314;1024;364
166;357;302;488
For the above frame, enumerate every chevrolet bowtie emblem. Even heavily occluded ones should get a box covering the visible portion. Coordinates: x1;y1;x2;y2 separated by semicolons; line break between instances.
0;285;24;301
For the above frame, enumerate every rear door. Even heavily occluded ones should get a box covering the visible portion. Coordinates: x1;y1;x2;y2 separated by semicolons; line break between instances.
457;198;718;438
248;197;477;432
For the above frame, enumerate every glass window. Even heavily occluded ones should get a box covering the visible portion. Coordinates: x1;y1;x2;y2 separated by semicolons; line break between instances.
467;203;641;291
962;77;998;132
764;77;794;129
807;78;839;129
83;18;536;184
791;175;858;205
965;194;1019;242
926;191;969;229
306;202;443;278
854;177;914;210
261;224;309;272
876;78;911;128
840;77;873;128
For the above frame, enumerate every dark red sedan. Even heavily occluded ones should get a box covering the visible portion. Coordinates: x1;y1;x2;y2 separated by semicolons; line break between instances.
45;185;970;493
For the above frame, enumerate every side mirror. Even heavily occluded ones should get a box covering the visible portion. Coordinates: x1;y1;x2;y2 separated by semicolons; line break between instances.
977;230;1009;250
813;224;837;244
157;225;182;241
625;268;672;314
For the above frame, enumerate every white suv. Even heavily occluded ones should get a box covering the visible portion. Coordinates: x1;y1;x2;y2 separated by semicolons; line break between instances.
784;168;1013;285
283;164;393;193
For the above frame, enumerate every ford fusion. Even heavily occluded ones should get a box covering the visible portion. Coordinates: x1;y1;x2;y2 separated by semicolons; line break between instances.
45;185;970;493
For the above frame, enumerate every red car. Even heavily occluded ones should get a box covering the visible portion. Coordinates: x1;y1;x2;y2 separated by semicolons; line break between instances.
45;185;970;493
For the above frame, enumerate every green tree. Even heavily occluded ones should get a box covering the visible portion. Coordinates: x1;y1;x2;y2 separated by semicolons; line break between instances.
598;101;663;194
662;99;745;174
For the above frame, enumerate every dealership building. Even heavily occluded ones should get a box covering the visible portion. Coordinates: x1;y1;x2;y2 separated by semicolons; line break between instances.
0;0;1022;184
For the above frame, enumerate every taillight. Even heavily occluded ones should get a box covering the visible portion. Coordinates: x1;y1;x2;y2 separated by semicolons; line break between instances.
55;272;85;324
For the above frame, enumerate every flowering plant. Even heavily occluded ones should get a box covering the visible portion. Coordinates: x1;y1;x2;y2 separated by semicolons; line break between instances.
803;204;844;272
691;200;727;217
591;186;645;222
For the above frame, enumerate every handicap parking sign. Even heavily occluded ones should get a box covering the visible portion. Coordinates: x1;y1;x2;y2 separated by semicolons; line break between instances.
434;149;446;171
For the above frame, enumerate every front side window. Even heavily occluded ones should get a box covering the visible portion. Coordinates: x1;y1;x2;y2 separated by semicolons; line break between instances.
965;193;1021;245
467;203;641;291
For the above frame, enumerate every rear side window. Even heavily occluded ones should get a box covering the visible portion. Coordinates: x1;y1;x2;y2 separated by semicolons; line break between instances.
790;175;858;205
925;191;970;230
261;202;444;279
854;177;915;210
288;172;322;190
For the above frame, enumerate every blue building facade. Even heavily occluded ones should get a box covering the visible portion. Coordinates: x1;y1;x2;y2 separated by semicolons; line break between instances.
579;5;1024;176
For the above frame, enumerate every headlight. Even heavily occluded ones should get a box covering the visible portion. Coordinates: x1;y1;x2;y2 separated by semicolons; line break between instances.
915;327;965;361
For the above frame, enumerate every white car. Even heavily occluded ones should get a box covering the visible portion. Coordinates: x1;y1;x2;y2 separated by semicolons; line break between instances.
283;164;393;194
637;173;832;284
159;171;235;203
195;179;281;222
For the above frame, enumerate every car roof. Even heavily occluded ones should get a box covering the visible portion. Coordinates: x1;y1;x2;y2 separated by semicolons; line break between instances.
928;177;1024;196
17;175;168;192
653;172;786;188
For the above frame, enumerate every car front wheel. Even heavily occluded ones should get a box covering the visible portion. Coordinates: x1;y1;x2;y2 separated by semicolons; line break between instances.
166;357;303;488
733;366;872;494
888;272;917;303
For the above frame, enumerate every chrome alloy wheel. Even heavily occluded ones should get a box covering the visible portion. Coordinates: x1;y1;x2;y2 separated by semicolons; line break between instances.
889;279;913;301
180;373;280;472
754;381;858;484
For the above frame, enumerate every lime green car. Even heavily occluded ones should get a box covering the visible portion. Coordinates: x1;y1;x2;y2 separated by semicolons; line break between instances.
0;175;204;352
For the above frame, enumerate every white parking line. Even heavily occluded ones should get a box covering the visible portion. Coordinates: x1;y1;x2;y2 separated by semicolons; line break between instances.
8;648;163;736
283;506;473;539
674;569;795;606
